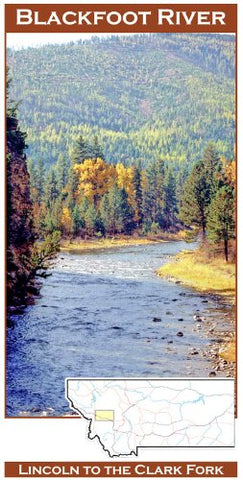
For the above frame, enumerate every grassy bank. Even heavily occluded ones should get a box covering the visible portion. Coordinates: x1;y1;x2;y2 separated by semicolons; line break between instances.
60;231;189;252
158;249;236;366
157;249;235;297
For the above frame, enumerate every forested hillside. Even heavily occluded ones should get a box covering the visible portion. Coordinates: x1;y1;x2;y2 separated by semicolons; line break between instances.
8;33;235;167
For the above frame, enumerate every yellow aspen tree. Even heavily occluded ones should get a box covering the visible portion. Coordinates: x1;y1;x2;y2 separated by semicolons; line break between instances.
61;206;73;235
74;158;117;205
116;163;136;210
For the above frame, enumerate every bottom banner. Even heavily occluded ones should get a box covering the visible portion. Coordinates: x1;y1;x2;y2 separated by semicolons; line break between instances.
5;462;237;478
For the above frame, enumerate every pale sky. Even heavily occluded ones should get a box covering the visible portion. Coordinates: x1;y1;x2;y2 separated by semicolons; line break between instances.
7;31;232;50
7;32;130;49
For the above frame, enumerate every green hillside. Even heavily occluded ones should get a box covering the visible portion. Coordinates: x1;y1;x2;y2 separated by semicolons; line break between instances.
7;33;235;167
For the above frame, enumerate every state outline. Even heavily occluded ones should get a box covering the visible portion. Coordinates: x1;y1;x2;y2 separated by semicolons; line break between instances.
65;377;235;457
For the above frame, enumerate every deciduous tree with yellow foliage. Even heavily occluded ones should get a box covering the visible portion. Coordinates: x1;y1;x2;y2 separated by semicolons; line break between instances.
116;163;137;212
74;158;117;206
61;206;73;235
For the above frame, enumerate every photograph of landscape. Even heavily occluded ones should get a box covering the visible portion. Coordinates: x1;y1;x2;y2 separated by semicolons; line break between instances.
6;32;236;417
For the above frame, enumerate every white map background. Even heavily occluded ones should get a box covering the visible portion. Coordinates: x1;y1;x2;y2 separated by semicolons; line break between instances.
66;378;234;457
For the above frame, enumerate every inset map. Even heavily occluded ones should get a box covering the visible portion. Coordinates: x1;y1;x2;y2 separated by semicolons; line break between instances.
66;378;234;457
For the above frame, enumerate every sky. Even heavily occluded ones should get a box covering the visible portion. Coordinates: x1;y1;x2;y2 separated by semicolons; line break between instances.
7;32;128;49
7;31;232;50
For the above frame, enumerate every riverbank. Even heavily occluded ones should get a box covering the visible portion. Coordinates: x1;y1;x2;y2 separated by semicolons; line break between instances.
60;231;189;252
157;249;236;371
157;249;235;297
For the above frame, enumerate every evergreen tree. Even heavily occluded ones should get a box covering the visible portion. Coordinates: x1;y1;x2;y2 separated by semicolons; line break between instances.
66;163;80;208
203;142;222;200
44;168;59;207
56;153;69;194
207;186;235;261
119;188;135;234
92;135;105;160
44;198;62;233
100;188;117;235
79;196;90;218
71;135;90;164
101;186;135;235
142;161;157;226
141;171;152;232
154;158;166;228
163;167;177;230
179;161;208;234
176;164;190;209
179;145;221;234
72;204;85;235
35;157;45;198
95;209;105;236
203;142;221;179
84;203;97;235
132;165;143;227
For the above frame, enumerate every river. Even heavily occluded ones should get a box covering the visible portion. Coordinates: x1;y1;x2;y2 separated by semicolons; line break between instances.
6;240;233;416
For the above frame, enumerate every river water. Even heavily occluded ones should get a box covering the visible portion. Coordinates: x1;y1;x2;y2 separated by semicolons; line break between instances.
6;241;233;416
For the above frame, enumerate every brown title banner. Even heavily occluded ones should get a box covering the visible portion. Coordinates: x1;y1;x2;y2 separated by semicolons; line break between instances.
5;462;237;478
5;4;237;33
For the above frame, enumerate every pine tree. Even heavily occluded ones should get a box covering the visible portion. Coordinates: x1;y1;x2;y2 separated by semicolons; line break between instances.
84;203;97;235
66;163;80;208
44;168;59;207
91;135;105;160
35;157;45;198
95;210;105;236
163;167;177;230
44;198;62;233
119;188;135;234
154;158;165;228
203;142;221;179
132;165;143;227
142;161;157;226
100;187;119;235
72;204;85;235
56;153;69;194
203;142;222;200
176;164;190;209
207;186;235;261
179;161;208;234
100;186;134;235
71;135;90;164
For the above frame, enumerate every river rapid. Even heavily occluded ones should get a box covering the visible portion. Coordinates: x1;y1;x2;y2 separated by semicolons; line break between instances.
7;240;233;416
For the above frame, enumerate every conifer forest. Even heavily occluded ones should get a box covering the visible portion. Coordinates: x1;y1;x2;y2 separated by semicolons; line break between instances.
7;34;235;265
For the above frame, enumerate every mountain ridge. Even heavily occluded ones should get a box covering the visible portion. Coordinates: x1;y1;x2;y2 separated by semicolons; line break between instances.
8;33;235;167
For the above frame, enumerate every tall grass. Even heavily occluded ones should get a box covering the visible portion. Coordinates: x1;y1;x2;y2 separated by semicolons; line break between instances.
157;249;235;297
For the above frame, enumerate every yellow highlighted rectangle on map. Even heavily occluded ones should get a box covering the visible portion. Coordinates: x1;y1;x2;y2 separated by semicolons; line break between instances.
95;410;114;421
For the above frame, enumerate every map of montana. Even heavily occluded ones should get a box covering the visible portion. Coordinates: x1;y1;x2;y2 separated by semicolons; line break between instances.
66;379;234;457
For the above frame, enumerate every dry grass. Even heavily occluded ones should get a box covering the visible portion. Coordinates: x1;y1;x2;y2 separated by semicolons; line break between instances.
218;341;236;363
61;236;164;252
60;230;193;252
157;249;235;297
